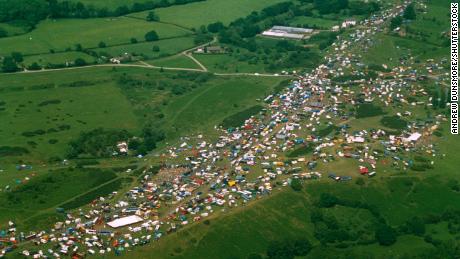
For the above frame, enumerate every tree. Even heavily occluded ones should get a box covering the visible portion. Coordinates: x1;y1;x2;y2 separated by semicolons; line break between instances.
130;37;138;44
390;16;403;30
152;45;160;52
375;224;397;246
266;240;295;259
11;52;23;63
406;217;425;236
290;178;302;191
146;11;159;21
2;57;19;72
293;238;312;256
0;27;7;38
145;30;159;41
207;22;224;33
74;58;86;66
246;254;262;259
318;193;338;208
98;41;106;48
28;62;41;71
403;3;416;20
75;43;83;51
356;178;365;186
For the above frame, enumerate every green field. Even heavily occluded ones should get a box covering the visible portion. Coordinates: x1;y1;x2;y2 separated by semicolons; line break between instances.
0;22;28;36
131;0;287;29
0;17;191;56
162;76;284;139
0;168;120;229
289;16;341;29
58;0;160;10
100;36;197;59
0;81;140;161
147;55;201;69
22;51;96;67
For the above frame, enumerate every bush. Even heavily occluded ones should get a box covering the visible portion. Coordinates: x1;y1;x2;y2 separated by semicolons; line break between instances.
266;240;295;259
375;224;397;246
67;128;132;158
220;105;264;128
380;116;407;130
74;58;86;66
356;103;385;118
207;21;225;33
293;238;312;256
287;144;313;158
290;178;302;191
145;30;159;41
61;178;123;210
28;62;42;70
0;146;29;156
146;11;159;21
405;217;426;236
318;193;338;208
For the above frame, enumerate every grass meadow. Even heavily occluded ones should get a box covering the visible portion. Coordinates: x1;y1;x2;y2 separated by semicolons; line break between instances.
131;0;287;29
0;17;191;56
100;36;196;59
146;55;201;69
162;75;285;140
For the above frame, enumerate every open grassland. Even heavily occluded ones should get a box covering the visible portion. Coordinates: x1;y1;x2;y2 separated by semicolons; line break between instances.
0;17;191;56
406;0;450;46
0;67;140;163
0;80;139;161
146;55;201;69
0;22;28;36
131;0;287;29
0;168;133;231
100;36;196;59
0;66;285;163
162;76;285;139
288;16;341;29
363;0;449;67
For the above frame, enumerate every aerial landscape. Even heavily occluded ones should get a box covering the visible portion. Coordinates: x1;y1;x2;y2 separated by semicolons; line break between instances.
0;0;458;258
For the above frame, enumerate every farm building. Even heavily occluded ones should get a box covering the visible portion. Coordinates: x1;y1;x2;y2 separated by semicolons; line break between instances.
262;26;314;40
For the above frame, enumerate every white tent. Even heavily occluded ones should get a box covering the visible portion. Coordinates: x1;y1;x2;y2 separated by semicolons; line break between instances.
107;215;143;228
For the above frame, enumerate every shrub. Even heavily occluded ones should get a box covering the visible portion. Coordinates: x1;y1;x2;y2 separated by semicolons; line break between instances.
375;224;397;246
145;30;159;41
380;116;407;130
356;103;385;118
290;178;302;191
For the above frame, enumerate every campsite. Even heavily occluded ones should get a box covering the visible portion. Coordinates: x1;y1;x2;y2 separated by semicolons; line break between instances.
0;0;458;258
